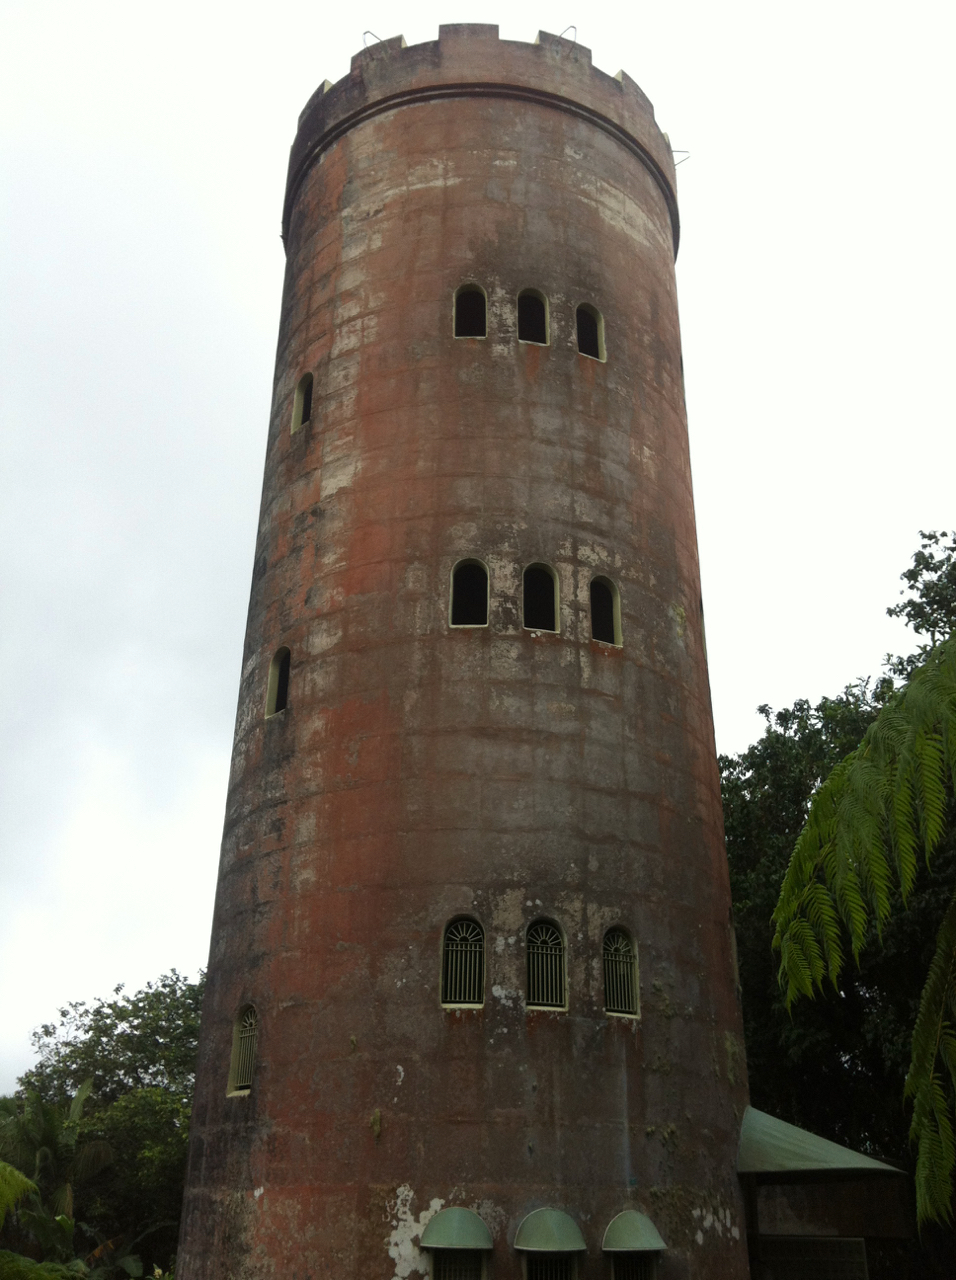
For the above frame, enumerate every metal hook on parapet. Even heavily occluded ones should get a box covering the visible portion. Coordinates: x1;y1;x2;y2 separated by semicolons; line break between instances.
672;149;691;166
558;25;578;45
363;30;382;47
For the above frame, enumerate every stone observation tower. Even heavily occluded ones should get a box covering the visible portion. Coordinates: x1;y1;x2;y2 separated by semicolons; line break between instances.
179;25;751;1280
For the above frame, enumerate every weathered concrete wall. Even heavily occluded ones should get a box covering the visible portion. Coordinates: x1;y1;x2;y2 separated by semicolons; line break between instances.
178;25;750;1280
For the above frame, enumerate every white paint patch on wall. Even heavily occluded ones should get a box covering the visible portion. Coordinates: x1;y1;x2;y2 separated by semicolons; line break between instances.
691;1203;740;1246
387;1184;444;1280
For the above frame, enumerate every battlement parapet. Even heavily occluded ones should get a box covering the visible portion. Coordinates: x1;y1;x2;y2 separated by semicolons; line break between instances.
284;24;679;252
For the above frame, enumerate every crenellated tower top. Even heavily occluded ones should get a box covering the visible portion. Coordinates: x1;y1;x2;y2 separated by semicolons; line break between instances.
283;25;679;253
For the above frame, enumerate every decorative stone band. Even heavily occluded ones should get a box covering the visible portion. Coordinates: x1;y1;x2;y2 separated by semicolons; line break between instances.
281;81;680;256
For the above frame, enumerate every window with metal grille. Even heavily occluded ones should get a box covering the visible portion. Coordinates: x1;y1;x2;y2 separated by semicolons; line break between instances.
612;1255;657;1280
442;919;485;1006
291;371;313;433
603;929;638;1016
228;1006;258;1094
517;289;548;345
265;647;290;716
590;576;622;646
526;1256;574;1280
523;564;558;632
433;1250;483;1280
451;560;489;627
576;304;605;360
527;921;566;1009
753;1236;868;1280
455;285;487;338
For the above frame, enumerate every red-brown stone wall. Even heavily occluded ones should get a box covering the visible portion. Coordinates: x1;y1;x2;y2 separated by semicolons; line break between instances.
178;26;750;1280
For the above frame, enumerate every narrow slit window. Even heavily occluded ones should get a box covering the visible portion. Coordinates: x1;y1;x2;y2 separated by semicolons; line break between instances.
527;1257;574;1280
590;577;622;646
527;921;566;1009
612;1259;657;1280
576;304;605;361
603;928;639;1016
228;1006;258;1094
523;564;558;632
266;647;291;716
442;918;485;1006
450;560;489;627
434;1252;483;1280
291;372;313;433
517;290;548;345
454;285;486;338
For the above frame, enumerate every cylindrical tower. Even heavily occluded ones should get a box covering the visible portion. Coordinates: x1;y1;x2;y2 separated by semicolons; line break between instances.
179;25;750;1280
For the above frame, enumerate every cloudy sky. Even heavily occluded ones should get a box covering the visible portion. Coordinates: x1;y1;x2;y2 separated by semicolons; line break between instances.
1;0;953;1092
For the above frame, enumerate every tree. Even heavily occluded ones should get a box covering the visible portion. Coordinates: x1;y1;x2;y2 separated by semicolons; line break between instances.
20;972;203;1109
13;971;204;1274
771;534;956;1225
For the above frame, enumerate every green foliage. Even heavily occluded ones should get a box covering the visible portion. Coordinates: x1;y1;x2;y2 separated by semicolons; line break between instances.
0;1085;112;1223
720;678;943;1159
0;1251;87;1278
10;973;203;1275
20;974;203;1110
772;637;956;1223
888;532;956;673
0;1165;37;1232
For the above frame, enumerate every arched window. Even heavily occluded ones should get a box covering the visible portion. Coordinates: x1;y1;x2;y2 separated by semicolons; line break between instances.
441;918;485;1006
266;647;291;716
450;560;489;627
527;921;566;1009
517;289;548;345
454;285;486;338
523;564;558;632
228;1005;258;1095
291;372;313;433
576;304;605;361
590;577;622;646
603;928;639;1016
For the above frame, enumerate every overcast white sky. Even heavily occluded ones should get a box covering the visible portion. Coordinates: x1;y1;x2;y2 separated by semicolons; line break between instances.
1;0;953;1092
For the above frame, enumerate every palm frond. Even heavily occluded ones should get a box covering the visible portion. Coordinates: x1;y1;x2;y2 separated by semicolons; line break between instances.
0;1158;37;1226
773;637;956;1223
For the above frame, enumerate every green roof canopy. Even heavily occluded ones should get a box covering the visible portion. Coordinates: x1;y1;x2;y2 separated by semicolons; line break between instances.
514;1208;587;1252
602;1211;666;1253
738;1106;901;1176
420;1208;494;1251
419;1208;493;1249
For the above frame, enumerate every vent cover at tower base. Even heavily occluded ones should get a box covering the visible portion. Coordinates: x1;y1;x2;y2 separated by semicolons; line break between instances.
527;1257;574;1280
613;1257;658;1280
752;1236;867;1280
434;1250;483;1280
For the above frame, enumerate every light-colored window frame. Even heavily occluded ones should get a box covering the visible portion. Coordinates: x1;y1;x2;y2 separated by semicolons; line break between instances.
589;576;622;647
517;288;550;346
575;303;606;362
603;927;640;1018
441;917;486;1009
449;558;490;628
526;919;568;1011
227;1004;258;1097
265;646;291;717
453;283;488;339
522;563;560;634
291;371;314;434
